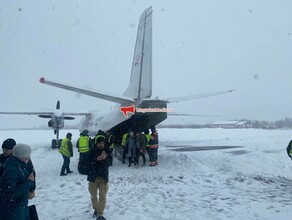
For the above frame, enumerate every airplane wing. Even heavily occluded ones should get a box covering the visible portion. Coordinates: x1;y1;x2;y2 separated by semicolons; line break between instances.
162;90;234;103
0;111;54;116
39;77;135;104
168;112;221;117
0;111;89;118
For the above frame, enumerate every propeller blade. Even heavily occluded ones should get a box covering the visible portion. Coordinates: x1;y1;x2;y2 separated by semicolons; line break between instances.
38;115;52;118
64;116;75;120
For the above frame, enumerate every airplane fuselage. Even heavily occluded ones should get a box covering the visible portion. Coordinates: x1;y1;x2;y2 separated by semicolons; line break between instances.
79;99;167;137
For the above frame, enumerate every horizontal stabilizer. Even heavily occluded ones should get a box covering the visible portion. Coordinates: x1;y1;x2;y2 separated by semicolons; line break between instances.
163;90;234;103
40;77;135;104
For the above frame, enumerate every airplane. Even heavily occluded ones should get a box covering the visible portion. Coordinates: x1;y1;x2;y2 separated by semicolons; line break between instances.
0;100;88;148
38;6;234;143
1;7;233;147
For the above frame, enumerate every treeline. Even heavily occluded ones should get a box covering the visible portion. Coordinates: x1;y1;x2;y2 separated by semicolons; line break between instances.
241;117;292;129
158;117;292;129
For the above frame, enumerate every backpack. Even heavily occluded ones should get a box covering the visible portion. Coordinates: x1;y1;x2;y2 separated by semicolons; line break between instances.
77;153;90;175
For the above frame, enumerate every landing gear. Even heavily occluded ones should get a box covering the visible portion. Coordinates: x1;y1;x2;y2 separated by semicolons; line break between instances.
51;139;57;149
51;139;62;149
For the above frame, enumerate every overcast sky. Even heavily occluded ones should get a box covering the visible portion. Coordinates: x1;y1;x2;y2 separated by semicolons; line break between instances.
0;0;292;128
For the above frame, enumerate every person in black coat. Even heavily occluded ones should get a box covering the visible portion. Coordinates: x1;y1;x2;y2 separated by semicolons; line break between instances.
0;138;16;177
0;144;35;220
87;137;112;220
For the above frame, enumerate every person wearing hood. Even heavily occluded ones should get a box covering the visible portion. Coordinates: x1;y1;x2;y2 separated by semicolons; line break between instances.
0;144;35;220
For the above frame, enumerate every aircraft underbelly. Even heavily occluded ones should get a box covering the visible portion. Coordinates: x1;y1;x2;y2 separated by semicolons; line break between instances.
111;100;167;134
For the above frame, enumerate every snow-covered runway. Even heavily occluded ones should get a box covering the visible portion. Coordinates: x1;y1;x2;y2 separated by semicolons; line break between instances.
1;128;292;220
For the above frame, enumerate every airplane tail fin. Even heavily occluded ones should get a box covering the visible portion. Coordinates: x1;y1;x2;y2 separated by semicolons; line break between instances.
123;6;152;100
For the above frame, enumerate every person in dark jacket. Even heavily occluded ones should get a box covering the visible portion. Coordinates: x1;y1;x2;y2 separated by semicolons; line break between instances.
126;132;138;167
0;138;17;177
59;132;73;176
148;126;159;166
87;136;112;220
0;144;35;220
136;132;147;166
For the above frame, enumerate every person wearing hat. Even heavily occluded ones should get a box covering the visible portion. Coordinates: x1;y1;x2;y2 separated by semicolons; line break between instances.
59;132;74;176
87;136;112;220
0;144;35;220
148;126;159;166
0;138;16;177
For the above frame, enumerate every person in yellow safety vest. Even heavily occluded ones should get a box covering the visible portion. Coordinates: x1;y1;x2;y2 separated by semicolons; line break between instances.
144;129;151;160
76;130;92;175
77;130;91;153
121;132;129;164
59;132;73;176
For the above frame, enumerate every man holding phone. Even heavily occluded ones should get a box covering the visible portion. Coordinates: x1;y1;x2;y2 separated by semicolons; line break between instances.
87;136;112;220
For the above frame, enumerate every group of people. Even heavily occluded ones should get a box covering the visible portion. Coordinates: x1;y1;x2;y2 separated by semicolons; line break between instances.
57;130;112;220
121;126;159;167
0;139;36;220
0;126;159;220
57;126;159;219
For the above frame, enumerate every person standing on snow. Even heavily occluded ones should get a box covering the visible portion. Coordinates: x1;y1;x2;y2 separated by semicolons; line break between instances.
76;130;92;175
148;126;159;166
87;136;112;220
126;131;138;167
59;132;73;176
136;132;146;166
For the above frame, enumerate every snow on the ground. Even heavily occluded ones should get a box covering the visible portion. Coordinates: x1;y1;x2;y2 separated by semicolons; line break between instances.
1;128;292;220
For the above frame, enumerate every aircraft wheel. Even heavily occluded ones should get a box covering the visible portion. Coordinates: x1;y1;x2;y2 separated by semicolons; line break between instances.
51;139;57;149
58;139;62;149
